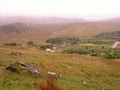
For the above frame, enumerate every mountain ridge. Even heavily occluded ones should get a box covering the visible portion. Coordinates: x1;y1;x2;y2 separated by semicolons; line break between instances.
0;17;120;43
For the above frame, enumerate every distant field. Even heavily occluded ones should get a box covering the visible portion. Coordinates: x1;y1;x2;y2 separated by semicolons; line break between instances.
0;46;120;90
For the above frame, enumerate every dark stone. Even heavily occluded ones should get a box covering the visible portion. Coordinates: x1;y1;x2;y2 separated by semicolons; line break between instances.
6;66;19;73
6;62;40;76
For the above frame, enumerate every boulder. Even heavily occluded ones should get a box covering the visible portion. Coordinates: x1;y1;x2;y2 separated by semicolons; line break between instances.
6;62;40;76
18;62;40;76
48;71;58;79
6;66;19;73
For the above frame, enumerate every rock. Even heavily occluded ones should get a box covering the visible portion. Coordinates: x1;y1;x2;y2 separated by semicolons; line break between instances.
6;66;19;73
83;81;87;84
18;62;40;76
11;52;23;56
48;71;58;79
6;62;40;76
29;68;40;76
20;62;32;67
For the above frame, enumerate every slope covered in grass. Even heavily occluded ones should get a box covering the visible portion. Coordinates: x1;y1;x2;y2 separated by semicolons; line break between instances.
51;22;120;39
0;46;120;90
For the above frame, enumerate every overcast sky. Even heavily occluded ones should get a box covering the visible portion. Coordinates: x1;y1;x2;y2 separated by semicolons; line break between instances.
0;0;120;20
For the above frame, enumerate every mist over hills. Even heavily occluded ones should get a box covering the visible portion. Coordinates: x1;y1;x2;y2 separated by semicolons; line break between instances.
0;16;85;25
0;16;120;43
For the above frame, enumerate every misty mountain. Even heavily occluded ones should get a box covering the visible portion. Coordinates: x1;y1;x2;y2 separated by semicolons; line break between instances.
0;21;73;42
0;17;120;43
105;17;120;23
0;22;29;33
0;16;85;25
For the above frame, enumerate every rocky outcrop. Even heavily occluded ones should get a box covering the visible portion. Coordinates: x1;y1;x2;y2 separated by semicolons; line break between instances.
6;62;40;76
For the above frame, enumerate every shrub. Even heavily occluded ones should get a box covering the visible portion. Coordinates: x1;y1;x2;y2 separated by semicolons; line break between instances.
63;48;88;55
4;42;17;46
105;50;120;59
63;44;120;60
27;41;34;45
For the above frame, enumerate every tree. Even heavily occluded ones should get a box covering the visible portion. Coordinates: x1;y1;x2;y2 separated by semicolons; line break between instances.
27;41;34;45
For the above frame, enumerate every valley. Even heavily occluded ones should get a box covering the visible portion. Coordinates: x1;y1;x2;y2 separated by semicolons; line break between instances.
0;17;120;90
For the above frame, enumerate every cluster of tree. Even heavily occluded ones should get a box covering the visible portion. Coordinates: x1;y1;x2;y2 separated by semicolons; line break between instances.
95;31;120;40
63;47;120;59
4;41;35;46
46;37;81;45
63;48;98;56
84;39;112;44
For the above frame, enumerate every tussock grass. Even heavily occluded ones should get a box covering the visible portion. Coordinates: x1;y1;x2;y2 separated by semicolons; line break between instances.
35;75;60;90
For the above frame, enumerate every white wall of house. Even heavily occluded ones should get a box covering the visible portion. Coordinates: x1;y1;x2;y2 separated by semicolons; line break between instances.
112;42;120;48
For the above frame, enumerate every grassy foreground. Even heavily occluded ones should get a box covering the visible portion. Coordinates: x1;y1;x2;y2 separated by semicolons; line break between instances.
0;46;120;90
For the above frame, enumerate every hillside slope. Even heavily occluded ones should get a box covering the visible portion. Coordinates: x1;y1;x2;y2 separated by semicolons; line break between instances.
0;22;72;43
0;46;120;90
52;22;120;39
